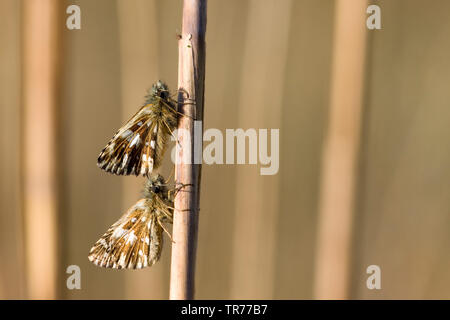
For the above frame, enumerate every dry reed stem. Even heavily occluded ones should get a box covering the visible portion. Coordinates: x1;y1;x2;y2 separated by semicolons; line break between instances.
22;0;61;299
169;0;207;300
314;0;368;299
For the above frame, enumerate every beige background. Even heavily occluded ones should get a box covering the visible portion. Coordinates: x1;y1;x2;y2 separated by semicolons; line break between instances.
0;0;449;299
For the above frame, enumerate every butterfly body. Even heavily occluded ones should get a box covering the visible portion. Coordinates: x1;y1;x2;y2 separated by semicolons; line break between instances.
97;81;177;177
88;174;174;269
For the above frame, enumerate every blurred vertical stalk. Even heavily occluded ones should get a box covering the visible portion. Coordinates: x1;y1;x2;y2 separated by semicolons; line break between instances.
117;0;170;299
229;0;292;299
170;0;207;300
314;0;368;299
22;0;61;299
0;0;25;299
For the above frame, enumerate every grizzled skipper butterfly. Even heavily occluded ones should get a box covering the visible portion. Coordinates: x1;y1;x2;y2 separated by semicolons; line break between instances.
97;81;178;176
88;174;177;269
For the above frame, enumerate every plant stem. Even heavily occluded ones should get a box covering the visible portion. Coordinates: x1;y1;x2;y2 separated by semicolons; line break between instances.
169;0;207;300
22;0;61;299
314;0;367;299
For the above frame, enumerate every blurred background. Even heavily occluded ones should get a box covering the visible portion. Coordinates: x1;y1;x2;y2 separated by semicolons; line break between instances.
1;0;450;299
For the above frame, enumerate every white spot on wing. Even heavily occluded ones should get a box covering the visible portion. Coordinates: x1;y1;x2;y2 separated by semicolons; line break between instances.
126;231;137;244
121;129;133;138
112;227;125;238
135;201;147;209
100;238;108;249
122;154;128;167
148;158;154;171
119;253;126;267
130;134;140;147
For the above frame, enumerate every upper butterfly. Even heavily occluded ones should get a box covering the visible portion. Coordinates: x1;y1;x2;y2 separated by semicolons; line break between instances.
97;80;177;176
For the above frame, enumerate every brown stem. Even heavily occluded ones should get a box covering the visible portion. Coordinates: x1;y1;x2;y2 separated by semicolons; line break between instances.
22;0;61;299
314;0;367;299
169;0;207;300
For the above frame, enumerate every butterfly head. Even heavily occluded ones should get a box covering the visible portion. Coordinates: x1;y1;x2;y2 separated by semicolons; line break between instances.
149;80;170;100
143;174;167;199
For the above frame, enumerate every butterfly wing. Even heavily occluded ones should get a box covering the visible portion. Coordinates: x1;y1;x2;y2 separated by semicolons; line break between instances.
97;102;176;176
137;120;172;176
88;199;163;269
97;104;155;176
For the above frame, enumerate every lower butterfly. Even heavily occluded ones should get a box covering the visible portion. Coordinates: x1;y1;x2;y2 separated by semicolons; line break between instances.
97;80;178;177
88;174;176;269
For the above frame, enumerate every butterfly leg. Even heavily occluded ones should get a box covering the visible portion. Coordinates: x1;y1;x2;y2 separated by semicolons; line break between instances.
168;183;193;200
167;87;190;102
174;88;196;106
164;166;175;184
160;200;190;212
158;219;174;243
162;99;196;120
162;118;182;148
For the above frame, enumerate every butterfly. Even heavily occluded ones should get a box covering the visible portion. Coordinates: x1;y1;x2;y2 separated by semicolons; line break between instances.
88;174;175;269
97;81;178;176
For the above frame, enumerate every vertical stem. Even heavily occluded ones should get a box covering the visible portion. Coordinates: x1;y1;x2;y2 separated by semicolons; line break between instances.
314;0;367;299
22;0;61;299
0;0;25;299
169;0;207;300
229;0;292;299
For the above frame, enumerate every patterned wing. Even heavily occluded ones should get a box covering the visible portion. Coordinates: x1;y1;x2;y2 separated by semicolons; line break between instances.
125;118;173;177
137;121;171;176
97;104;156;176
88;199;163;269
